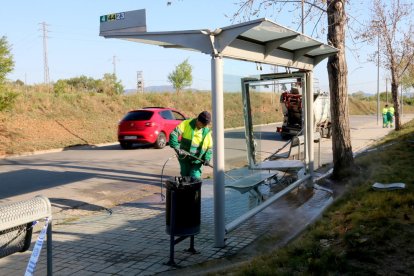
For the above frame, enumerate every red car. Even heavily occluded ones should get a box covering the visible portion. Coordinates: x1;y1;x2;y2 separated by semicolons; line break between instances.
118;107;187;149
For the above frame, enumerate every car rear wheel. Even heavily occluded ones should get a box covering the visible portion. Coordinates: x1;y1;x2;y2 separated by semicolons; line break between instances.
120;142;132;149
154;132;167;149
280;133;291;140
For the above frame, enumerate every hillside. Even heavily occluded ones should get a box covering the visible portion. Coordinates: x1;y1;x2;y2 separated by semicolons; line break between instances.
0;90;280;156
0;89;413;156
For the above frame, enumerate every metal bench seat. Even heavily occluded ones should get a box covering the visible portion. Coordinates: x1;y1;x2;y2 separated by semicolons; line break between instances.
225;172;277;195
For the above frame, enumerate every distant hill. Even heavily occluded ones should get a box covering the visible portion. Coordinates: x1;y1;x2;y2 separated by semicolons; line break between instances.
124;85;204;94
123;74;250;94
145;85;175;93
123;86;173;94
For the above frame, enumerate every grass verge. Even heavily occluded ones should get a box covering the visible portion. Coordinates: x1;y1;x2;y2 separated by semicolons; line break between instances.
225;120;414;275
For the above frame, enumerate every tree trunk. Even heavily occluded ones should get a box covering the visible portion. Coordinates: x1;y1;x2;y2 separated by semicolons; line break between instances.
326;0;355;179
390;74;401;130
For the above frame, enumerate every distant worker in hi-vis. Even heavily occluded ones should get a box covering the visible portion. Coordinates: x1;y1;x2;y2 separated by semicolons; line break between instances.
382;104;389;128
169;111;213;180
387;105;395;128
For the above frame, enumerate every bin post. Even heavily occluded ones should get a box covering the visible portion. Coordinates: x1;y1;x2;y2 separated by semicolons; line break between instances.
167;189;177;266
47;222;52;276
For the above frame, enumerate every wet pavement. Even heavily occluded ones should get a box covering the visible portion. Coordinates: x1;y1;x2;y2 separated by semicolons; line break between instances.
0;115;413;275
0;169;333;275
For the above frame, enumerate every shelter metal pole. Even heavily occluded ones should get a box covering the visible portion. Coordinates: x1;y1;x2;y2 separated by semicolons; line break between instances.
305;72;314;181
301;75;307;164
211;55;226;248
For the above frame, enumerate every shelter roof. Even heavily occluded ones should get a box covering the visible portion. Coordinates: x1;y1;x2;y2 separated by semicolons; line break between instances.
100;11;337;69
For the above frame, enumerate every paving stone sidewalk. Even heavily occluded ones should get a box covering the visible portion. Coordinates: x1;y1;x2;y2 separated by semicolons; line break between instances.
0;173;333;275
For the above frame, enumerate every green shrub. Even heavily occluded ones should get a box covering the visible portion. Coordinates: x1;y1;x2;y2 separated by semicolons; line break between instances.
0;89;18;111
53;79;68;94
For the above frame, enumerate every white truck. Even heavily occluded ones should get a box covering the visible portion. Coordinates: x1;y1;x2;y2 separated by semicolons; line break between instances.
277;90;331;140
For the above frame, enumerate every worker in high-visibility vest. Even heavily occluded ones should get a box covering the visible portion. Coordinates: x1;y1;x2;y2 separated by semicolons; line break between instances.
169;111;213;180
387;105;395;128
382;104;389;128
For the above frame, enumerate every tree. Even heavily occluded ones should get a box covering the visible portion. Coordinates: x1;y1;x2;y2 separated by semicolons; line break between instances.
351;91;367;100
0;36;14;86
100;73;124;95
66;75;100;92
359;0;414;130
326;0;355;178
14;79;24;86
168;58;193;94
230;0;355;178
401;59;414;89
53;79;68;94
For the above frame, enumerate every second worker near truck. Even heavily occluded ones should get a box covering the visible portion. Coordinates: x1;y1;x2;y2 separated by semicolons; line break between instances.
382;104;395;128
169;111;213;180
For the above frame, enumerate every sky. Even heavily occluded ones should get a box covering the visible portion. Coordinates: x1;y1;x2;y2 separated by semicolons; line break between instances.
0;0;389;94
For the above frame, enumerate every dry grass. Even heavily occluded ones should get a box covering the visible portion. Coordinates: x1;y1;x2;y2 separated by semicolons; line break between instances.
1;87;413;156
0;89;282;155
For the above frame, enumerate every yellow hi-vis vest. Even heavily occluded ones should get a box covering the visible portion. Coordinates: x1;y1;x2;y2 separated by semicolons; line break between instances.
169;118;213;162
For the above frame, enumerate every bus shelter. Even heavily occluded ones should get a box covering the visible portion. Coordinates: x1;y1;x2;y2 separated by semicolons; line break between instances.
100;9;337;247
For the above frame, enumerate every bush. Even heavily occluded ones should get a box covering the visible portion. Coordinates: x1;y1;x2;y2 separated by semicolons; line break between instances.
53;79;68;94
0;89;18;111
404;97;414;106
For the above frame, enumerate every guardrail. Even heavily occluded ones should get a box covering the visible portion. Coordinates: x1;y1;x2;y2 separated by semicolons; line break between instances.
0;195;53;275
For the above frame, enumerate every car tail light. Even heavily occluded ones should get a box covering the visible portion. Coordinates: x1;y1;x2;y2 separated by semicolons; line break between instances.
145;122;156;127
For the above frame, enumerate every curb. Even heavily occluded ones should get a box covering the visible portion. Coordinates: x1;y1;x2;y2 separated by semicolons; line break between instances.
0;123;282;160
0;142;119;159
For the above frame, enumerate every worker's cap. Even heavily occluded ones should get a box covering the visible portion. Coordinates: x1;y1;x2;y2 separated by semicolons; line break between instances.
197;111;211;125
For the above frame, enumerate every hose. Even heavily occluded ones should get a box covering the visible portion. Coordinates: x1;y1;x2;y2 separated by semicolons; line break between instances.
160;154;177;201
160;150;238;200
178;150;237;181
265;129;304;161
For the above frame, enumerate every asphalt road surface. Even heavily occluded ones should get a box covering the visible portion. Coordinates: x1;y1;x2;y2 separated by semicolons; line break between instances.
0;115;412;223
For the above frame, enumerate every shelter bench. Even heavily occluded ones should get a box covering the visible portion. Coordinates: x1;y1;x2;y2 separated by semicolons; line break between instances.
224;172;277;200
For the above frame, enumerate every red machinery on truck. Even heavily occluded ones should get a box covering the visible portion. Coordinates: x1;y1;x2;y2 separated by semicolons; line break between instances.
277;86;331;140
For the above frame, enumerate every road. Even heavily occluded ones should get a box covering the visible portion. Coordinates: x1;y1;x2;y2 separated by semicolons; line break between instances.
0;115;412;223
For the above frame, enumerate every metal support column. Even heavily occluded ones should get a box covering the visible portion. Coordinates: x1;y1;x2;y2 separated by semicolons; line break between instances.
302;75;308;167
211;54;225;248
305;72;314;181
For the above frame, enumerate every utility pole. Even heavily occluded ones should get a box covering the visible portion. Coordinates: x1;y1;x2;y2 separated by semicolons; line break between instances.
301;0;305;34
386;78;388;104
137;71;144;93
40;22;50;84
372;20;381;125
400;85;403;117
376;31;380;125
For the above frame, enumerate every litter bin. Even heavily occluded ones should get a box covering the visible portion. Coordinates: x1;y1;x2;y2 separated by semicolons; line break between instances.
165;176;202;236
